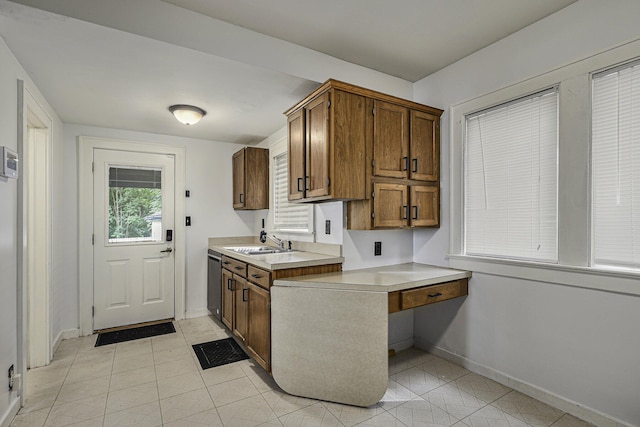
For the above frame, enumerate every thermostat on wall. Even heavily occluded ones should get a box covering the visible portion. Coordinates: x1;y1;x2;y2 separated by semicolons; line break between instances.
1;146;18;179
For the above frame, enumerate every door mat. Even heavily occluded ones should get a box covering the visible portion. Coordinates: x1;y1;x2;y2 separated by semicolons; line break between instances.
192;337;249;370
95;322;176;346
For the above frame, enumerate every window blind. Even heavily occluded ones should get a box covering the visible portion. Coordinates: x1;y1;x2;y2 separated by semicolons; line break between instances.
464;88;559;261
273;152;310;231
592;60;640;268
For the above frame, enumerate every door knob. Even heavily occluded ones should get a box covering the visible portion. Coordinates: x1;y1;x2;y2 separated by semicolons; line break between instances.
160;247;173;253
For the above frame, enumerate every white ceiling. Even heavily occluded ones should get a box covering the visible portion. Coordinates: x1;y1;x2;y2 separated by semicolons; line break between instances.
0;0;577;144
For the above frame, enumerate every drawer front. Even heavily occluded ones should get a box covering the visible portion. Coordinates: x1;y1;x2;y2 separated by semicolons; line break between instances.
222;256;247;277
390;279;467;312
247;265;271;290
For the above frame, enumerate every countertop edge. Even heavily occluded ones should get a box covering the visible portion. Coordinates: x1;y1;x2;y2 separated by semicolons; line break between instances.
209;245;344;270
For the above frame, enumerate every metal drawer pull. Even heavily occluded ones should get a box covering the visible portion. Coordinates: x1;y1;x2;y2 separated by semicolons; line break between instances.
227;278;233;290
251;274;261;278
223;261;230;265
402;156;409;171
242;288;248;302
428;292;442;298
235;266;243;270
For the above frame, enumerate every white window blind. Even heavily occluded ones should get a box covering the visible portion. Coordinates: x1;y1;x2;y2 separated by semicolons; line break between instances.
592;60;640;269
273;152;310;231
464;88;559;261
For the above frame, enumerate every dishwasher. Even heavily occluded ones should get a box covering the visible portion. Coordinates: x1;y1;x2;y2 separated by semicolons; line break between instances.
207;249;222;320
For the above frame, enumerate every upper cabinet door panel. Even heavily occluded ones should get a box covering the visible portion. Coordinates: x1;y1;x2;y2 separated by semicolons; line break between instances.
373;100;409;179
410;185;439;227
232;149;245;208
305;92;330;198
410;110;439;181
287;109;306;201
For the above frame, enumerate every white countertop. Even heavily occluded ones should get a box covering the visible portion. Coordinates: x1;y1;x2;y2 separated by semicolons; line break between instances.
209;244;344;271
273;263;471;292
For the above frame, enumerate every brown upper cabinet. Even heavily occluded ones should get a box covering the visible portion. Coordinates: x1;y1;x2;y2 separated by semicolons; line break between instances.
285;85;368;202
285;79;443;228
232;147;269;210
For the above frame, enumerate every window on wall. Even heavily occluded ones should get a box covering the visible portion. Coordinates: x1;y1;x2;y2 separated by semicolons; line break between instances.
464;88;559;262
273;151;312;232
592;59;640;269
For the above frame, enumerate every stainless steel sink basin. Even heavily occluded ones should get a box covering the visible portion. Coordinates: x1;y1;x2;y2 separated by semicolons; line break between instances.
224;245;292;255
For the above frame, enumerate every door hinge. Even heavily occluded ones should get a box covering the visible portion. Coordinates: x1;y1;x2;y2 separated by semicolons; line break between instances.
371;160;375;168
92;234;94;245
92;162;94;173
372;107;375;116
91;306;94;317
371;212;375;218
371;191;375;198
327;100;331;108
327;178;330;187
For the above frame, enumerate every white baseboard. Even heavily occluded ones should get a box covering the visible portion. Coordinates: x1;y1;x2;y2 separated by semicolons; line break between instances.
0;396;21;427
52;328;80;355
389;338;414;353
414;338;632;427
185;309;212;319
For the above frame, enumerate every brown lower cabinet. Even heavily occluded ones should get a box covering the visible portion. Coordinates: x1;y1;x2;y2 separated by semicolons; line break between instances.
221;255;341;372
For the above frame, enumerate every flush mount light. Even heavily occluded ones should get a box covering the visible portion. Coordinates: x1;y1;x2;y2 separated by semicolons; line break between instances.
168;104;207;125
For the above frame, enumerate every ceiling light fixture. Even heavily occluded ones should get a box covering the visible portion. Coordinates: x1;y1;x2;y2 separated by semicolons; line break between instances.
168;104;207;125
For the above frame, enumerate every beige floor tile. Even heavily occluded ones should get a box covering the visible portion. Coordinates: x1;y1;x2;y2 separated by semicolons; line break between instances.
105;381;159;414
114;338;153;358
109;366;156;392
279;402;341;426
392;366;448;395
162;408;224;426
64;360;114;384
155;356;199;380
73;347;115;366
551;414;596;426
493;391;564;426
208;376;260;407
152;345;191;365
150;334;186;353
44;393;107;427
200;362;247;387
159;388;215;423
103;401;162;427
262;389;317;417
60;416;104;426
424;383;488;420
452;372;511;403
418;357;470;382
157;370;205;399
9;407;50;427
19;390;58;415
460;404;529;427
56;376;110;404
112;353;153;375
322;401;385;427
183;331;223;345
216;394;279;426
377;378;423;410
388;397;459;426
354;411;407;426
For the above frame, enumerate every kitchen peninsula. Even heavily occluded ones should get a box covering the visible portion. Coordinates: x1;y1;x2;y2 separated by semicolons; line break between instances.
271;263;471;407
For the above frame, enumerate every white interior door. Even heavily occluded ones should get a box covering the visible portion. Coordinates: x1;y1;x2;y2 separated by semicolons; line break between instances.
93;149;175;330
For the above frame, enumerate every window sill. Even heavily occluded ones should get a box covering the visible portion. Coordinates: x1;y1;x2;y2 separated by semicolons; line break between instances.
447;254;640;297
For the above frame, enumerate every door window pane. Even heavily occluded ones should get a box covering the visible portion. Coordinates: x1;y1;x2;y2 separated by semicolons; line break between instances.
108;166;162;243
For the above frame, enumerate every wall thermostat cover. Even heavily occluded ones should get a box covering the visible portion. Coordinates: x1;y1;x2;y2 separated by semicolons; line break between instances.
1;146;19;179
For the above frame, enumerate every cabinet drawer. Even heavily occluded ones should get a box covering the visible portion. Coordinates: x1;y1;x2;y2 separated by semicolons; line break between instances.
388;279;468;313
222;256;247;277
247;265;271;290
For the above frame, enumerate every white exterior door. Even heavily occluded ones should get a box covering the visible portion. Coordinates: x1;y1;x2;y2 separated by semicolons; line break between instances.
93;149;175;330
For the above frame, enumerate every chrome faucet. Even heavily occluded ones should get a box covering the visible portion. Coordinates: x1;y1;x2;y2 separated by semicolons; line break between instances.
259;230;286;250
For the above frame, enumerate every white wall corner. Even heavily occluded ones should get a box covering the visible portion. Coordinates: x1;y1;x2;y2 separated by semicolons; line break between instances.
52;328;80;355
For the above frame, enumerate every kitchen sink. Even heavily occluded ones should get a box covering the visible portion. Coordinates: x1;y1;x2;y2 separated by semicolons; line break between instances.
224;245;292;255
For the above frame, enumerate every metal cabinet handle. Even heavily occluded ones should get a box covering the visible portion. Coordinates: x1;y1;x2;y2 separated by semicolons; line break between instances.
305;176;310;191
242;288;248;302
239;193;244;203
412;206;418;220
227;278;233;290
402;205;408;220
297;177;303;192
412;158;418;173
234;266;243;271
160;247;173;253
428;292;442;298
251;274;261;279
402;156;409;171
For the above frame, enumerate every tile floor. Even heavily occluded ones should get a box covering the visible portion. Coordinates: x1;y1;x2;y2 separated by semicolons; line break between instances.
10;316;595;427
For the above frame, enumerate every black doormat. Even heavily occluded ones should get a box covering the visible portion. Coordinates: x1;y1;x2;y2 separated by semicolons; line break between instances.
192;337;249;370
95;322;176;347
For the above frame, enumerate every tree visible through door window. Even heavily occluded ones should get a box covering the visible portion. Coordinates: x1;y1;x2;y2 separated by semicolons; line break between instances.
108;166;162;243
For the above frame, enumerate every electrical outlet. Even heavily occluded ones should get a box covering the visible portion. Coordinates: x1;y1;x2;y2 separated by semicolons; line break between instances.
325;220;331;234
185;216;191;226
374;241;382;256
8;364;14;391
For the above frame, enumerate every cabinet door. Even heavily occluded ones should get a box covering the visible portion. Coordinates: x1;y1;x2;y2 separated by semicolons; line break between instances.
232;149;245;208
246;282;271;372
373;100;409;179
287;109;306;201
306;92;330;198
410;185;439;227
373;182;408;228
233;276;249;342
221;269;234;330
410;111;439;181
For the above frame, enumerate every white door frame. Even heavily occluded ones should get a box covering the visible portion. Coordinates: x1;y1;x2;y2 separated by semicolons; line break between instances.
78;137;186;336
